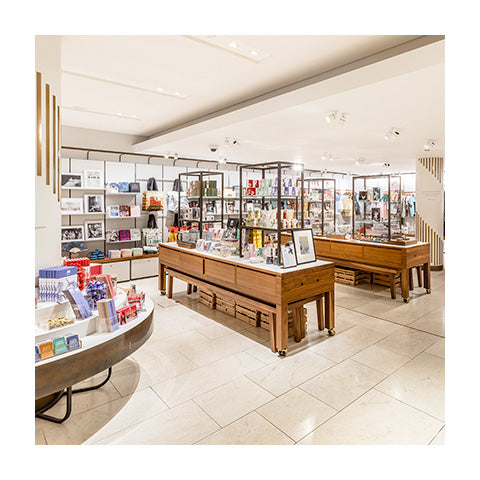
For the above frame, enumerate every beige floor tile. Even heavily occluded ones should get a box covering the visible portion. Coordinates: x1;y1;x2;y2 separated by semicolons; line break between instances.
246;350;334;396
297;389;443;445
374;327;439;358
354;298;401;317
111;352;197;396
138;330;210;357
195;322;240;340
197;412;293;445
356;317;404;335
152;352;264;407
181;332;258;366
93;400;219;445
40;387;168;445
425;338;445;358
257;388;336;442
35;424;47;445
430;426;445;445
335;294;373;310
194;377;275;427
409;307;445;337
244;344;280;364
376;352;445;421
351;345;411;375
300;359;386;410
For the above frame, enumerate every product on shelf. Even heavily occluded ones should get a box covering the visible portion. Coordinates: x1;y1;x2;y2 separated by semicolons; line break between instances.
38;266;78;302
63;257;91;290
132;247;143;256
106;182;119;193
93;274;115;298
128;292;145;311
116;303;138;325
85;280;107;310
108;249;121;258
96;298;120;332
129;205;141;217
38;341;54;360
39;316;75;330
66;334;80;351
142;228;162;247
89;249;105;261
53;337;68;355
142;190;163;211
63;286;93;319
118;182;129;193
121;248;132;257
119;229;131;241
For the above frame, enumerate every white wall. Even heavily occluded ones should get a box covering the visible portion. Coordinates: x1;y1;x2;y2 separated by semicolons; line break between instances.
35;36;62;277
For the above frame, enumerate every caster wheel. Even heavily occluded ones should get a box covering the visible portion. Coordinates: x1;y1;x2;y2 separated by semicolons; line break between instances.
403;297;410;303
278;350;287;357
160;290;166;296
426;289;431;294
328;329;335;336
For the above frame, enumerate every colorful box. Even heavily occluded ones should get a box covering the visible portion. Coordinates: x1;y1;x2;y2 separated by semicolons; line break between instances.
116;304;138;325
53;337;68;355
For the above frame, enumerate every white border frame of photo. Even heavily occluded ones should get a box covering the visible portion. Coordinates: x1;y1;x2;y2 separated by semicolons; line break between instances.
84;220;105;241
292;228;317;265
84;194;104;213
60;172;83;189
60;197;84;214
281;241;297;269
61;225;84;242
83;169;104;189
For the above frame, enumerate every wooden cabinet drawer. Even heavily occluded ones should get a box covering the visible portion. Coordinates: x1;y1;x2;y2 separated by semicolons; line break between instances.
158;247;180;267
131;257;158;279
363;245;401;268
204;258;235;285
177;252;204;277
333;241;363;261
236;267;278;301
314;238;331;257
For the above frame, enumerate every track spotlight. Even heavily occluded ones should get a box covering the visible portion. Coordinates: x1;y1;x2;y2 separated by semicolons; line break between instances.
384;128;400;141
423;139;437;151
325;112;347;126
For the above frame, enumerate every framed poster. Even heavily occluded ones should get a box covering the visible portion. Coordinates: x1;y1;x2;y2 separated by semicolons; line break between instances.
61;172;83;189
371;207;381;222
281;242;297;268
83;169;104;189
85;220;105;240
84;194;104;213
61;197;83;214
358;190;368;201
292;229;316;265
61;225;84;242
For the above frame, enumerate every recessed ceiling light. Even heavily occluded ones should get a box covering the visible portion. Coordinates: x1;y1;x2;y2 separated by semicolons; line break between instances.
292;164;303;171
229;42;239;49
384;127;400;141
250;50;259;56
156;87;163;92
174;92;181;97
325;112;347;126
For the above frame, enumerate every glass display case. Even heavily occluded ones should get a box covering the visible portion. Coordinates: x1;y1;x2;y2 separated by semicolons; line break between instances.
301;178;336;236
352;174;402;243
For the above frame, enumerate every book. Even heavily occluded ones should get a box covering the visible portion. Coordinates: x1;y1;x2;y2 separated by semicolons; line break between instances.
107;205;119;217
53;337;68;355
39;341;54;360
35;345;40;362
129;205;141;217
130;228;141;241
119;205;129;217
106;230;119;242
63;286;93;319
107;182;119;193
38;266;78;302
66;334;80;351
118;182;129;193
97;298;119;332
118;229;131;241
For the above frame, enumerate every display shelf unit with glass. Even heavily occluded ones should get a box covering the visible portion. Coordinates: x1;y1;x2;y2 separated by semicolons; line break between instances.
239;161;305;266
178;171;225;236
352;174;402;243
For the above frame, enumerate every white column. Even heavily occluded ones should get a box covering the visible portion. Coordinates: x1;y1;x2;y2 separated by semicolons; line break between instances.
415;157;444;268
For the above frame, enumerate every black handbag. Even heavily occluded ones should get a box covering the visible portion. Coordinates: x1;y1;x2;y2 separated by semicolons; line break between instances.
129;182;140;192
147;214;157;229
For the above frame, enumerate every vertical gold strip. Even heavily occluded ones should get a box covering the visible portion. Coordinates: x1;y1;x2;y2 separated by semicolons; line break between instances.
57;105;61;201
45;83;50;185
53;94;56;194
36;72;42;176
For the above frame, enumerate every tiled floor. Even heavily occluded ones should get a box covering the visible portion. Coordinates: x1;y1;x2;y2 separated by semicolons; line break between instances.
35;271;445;445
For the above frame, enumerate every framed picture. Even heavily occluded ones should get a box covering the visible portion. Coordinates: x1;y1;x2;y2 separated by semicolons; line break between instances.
373;187;381;201
281;242;297;268
61;172;83;189
61;225;84;242
358;190;368;201
107;205;119;218
83;169;104;189
292;229;316;265
85;220;105;240
371;207;381;222
61;197;83;214
84;194;104;213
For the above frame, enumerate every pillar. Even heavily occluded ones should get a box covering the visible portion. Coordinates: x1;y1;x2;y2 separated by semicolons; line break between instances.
415;157;444;269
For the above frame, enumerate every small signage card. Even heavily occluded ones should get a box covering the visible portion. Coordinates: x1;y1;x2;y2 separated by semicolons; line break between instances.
39;341;54;360
53;337;68;355
66;334;80;351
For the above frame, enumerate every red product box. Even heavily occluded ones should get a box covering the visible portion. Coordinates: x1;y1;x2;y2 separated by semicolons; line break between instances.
247;179;254;188
116;304;138;325
247;188;256;196
90;264;102;276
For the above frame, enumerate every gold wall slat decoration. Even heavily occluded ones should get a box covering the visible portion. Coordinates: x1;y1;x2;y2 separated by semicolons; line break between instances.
417;212;443;265
53;94;57;195
45;83;51;186
36;72;42;176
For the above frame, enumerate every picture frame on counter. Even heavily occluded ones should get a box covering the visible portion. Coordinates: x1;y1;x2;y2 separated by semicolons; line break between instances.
83;169;104;189
85;194;104;213
61;197;83;214
281;242;297;268
61;172;83;189
85;220;105;240
292;228;316;265
61;225;84;242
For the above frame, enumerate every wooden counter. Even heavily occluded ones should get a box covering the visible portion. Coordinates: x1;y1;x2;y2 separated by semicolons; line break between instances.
282;234;431;302
158;243;335;355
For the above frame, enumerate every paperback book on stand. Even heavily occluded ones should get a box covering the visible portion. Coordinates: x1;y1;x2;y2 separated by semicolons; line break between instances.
63;286;93;319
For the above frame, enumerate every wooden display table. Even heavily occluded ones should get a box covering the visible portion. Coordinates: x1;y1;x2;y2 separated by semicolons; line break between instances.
282;235;431;303
158;243;335;355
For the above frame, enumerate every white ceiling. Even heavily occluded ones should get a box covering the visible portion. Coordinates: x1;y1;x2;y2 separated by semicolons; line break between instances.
60;35;444;173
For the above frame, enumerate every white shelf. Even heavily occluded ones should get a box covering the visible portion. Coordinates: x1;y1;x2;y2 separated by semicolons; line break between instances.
106;192;139;196
106;239;140;243
106;216;140;220
61;187;105;191
61;212;104;216
61;238;104;243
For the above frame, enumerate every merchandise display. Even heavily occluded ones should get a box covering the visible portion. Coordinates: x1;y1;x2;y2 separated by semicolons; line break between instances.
38;266;78;302
301;177;336;236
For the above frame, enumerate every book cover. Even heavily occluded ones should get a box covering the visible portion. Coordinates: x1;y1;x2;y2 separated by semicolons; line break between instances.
63;286;93;319
107;205;120;217
107;182;119;193
119;205;129;217
118;182;129;193
119;229;131;241
35;345;40;362
130;228;141;241
129;205;141;217
39;341;54;360
53;337;68;355
66;334;80;351
106;230;119;242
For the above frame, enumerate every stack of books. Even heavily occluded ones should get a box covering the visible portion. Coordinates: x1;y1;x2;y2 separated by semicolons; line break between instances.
38;266;78;302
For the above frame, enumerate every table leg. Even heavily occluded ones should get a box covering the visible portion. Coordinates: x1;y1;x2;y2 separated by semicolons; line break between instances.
325;290;335;334
187;284;192;295
167;273;173;299
159;263;166;294
408;268;414;291
416;266;423;288
193;286;198;292
293;308;302;343
269;313;276;353
400;269;409;302
390;275;397;299
300;307;306;339
316;295;325;331
424;262;431;293
275;304;289;355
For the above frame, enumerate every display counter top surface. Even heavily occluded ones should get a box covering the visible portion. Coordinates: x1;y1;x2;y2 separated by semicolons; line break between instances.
311;236;428;250
160;242;333;274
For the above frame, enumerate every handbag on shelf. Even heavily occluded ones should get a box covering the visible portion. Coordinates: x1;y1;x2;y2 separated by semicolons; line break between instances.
142;191;163;211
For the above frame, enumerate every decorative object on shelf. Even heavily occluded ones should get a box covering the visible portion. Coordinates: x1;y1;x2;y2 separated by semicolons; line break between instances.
83;169;104;189
129;182;140;192
106;182;119;193
107;205;120;217
119;229;131;241
61;172;82;188
88;249;105;260
96;298;120;332
142;190;163;211
118;182;129;193
84;194;104;213
281;242;297;268
85;280;107;310
85;220;105;241
292;228;316;265
61;197;83;214
61;225;84;242
129;204;141;217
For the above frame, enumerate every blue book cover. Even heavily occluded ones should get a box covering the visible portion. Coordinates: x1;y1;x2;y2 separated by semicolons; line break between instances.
66;334;80;351
63;286;92;319
118;182;129;193
35;345;40;362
